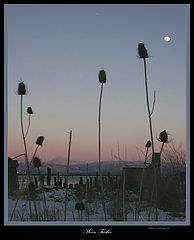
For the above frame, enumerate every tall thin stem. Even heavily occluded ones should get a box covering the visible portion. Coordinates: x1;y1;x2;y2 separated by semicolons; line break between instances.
64;130;72;221
98;83;107;221
143;58;158;221
20;95;32;219
20;95;30;174
98;83;104;175
143;59;155;155
24;114;31;138
29;145;39;166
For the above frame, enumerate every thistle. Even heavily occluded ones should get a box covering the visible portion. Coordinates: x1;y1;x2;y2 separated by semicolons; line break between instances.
17;81;30;173
30;136;45;166
17;80;33;219
138;43;158;221
97;69;107;221
98;69;107;175
36;136;44;146
138;43;149;59
25;107;34;138
17;81;27;95
145;140;151;148
138;43;154;155
98;69;107;84
27;107;33;115
159;130;168;143
33;156;41;169
159;130;169;155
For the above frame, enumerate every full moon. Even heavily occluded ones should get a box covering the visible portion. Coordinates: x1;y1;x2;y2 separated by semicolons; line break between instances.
164;36;171;42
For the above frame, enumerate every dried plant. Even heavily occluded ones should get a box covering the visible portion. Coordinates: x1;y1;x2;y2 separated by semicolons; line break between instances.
97;69;107;221
138;43;158;221
24;107;34;138
64;130;72;221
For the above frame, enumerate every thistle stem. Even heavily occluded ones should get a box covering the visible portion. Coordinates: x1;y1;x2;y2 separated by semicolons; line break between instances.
20;95;30;174
160;142;165;155
143;59;155;155
98;83;104;175
20;95;32;219
12;153;25;160
143;58;158;221
98;82;107;221
24;114;31;138
64;130;72;221
30;145;39;166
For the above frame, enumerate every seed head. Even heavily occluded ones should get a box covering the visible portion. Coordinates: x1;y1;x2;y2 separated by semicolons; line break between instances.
98;69;107;84
33;156;41;168
36;136;44;146
138;43;149;59
27;107;33;115
145;140;151;148
159;130;168;143
17;82;27;95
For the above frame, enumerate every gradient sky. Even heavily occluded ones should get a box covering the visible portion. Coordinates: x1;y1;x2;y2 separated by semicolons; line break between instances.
6;4;189;163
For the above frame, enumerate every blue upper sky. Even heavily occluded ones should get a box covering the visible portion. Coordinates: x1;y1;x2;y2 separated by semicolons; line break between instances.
6;4;189;162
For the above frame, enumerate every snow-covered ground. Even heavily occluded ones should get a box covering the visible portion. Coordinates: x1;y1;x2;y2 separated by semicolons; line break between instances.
7;186;186;224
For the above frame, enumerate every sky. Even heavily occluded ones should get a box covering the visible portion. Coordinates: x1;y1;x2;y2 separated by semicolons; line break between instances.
6;4;189;164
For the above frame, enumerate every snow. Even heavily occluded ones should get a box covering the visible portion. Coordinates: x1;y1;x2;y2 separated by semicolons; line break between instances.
7;186;186;224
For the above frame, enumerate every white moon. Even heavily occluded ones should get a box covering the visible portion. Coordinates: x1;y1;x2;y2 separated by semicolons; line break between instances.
164;36;171;42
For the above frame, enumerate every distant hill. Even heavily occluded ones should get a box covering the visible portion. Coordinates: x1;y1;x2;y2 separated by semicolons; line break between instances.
17;158;185;175
47;157;83;165
17;159;145;175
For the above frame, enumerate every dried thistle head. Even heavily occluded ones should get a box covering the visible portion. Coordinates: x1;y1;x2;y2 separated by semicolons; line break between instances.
98;69;107;84
27;107;33;115
159;130;168;143
33;156;41;168
17;82;27;95
36;136;44;146
145;140;151;148
138;43;149;59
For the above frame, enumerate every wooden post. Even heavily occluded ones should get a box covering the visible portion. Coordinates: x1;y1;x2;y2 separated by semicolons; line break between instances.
54;177;57;186
64;178;67;188
39;175;44;186
47;167;51;186
96;172;99;189
59;177;62;187
123;168;126;221
89;177;93;189
85;163;89;221
34;177;38;188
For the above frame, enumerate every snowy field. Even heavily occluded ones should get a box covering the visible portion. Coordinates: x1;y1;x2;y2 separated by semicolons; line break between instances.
7;186;186;223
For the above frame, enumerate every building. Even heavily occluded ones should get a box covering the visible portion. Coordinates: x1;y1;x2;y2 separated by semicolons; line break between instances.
8;157;19;194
